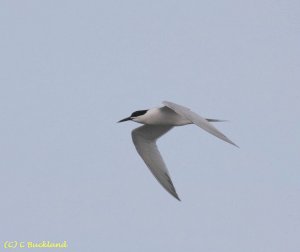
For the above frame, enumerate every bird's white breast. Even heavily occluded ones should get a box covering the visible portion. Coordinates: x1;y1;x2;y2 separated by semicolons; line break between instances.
136;107;191;126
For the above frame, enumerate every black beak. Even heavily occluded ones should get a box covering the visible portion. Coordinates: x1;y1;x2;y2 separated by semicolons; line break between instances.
118;117;132;123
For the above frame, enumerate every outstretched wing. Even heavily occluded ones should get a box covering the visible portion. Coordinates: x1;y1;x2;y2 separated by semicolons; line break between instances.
131;125;180;200
163;101;238;147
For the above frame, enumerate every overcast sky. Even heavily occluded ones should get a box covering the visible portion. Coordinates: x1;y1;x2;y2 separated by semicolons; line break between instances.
1;1;300;251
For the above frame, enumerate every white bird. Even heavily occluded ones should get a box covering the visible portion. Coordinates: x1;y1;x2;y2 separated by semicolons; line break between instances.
118;101;238;200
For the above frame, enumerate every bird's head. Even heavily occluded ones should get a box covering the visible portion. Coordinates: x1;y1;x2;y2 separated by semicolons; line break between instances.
118;110;148;123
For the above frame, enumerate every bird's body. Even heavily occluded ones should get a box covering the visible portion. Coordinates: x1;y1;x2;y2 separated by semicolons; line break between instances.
133;106;192;126
118;101;237;200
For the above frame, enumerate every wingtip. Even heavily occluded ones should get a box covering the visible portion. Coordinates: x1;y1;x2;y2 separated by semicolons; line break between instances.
171;193;181;201
228;140;239;148
206;118;228;122
175;195;181;201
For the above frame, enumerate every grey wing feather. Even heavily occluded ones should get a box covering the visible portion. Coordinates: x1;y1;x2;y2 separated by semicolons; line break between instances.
131;125;180;200
163;101;238;147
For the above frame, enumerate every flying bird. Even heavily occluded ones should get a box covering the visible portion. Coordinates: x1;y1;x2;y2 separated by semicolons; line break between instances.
118;101;238;200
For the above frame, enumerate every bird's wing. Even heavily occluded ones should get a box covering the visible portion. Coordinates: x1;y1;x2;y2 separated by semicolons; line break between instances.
131;125;180;200
163;101;238;147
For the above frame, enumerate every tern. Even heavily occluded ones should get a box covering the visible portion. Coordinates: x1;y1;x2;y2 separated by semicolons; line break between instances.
118;101;237;200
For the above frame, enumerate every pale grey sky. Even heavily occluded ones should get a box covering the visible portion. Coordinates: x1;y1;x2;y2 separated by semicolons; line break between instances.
1;1;300;251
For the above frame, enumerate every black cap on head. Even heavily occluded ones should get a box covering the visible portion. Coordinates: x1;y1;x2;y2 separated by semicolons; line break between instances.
118;109;148;123
130;110;148;117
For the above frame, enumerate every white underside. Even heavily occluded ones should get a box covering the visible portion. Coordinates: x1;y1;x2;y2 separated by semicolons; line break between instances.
133;106;191;126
